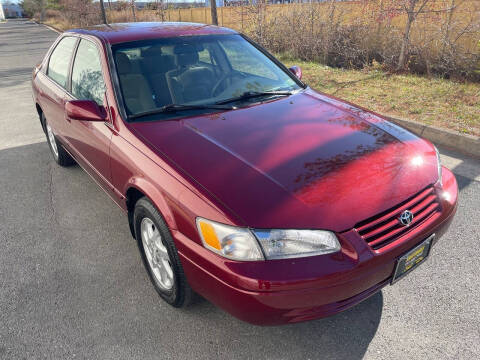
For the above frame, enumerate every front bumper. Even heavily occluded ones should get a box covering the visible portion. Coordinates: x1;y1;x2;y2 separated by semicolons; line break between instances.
174;167;458;325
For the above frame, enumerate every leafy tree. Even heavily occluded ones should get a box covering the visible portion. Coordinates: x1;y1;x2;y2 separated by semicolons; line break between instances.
20;0;45;19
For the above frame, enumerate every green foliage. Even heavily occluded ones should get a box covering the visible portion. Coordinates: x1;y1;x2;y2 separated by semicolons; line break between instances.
47;0;62;11
19;0;42;17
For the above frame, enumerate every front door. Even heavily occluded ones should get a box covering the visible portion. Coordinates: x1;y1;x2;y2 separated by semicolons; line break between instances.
63;38;113;193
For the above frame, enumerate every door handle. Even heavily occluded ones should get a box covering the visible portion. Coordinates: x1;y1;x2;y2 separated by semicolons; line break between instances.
63;100;72;122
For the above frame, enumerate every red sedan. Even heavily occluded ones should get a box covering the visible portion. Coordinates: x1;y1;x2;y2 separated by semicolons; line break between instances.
31;22;458;325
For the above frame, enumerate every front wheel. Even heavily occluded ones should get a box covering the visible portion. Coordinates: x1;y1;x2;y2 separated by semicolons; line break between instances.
133;197;195;307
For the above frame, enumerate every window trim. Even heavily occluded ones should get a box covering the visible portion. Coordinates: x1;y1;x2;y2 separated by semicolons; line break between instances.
104;41;127;123
70;37;107;106
46;35;79;90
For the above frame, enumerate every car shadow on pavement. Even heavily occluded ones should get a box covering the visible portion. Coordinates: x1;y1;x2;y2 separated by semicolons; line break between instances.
182;291;383;359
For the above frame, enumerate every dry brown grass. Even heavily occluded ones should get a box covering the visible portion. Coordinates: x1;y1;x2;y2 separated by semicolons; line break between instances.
43;1;480;79
280;56;480;136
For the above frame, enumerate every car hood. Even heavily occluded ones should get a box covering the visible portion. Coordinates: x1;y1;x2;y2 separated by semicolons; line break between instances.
130;90;439;232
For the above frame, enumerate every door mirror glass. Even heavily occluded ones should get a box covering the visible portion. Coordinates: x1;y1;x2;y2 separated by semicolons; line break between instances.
65;100;106;122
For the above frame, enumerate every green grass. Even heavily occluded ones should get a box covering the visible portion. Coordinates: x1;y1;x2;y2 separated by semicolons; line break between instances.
280;56;480;137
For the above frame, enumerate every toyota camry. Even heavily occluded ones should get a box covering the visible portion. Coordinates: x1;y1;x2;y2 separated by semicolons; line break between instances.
31;22;458;325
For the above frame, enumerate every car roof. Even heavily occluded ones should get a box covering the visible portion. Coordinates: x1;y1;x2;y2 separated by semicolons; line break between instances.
66;22;238;45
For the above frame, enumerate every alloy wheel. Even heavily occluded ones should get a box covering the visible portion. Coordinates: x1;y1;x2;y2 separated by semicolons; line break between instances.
46;123;58;158
140;217;175;290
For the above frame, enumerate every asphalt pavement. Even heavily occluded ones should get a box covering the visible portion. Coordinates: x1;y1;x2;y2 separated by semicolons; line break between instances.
1;19;479;360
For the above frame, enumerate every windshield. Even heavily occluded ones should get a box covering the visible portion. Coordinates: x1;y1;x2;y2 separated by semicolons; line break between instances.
112;34;302;118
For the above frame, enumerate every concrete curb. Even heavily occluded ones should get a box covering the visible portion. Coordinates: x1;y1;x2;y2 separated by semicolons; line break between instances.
42;23;61;34
386;116;480;158
32;20;61;33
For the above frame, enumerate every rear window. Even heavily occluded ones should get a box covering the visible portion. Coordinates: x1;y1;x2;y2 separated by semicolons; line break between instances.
47;36;77;88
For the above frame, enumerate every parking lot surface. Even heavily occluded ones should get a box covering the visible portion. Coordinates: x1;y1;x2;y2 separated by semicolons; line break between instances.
1;19;479;360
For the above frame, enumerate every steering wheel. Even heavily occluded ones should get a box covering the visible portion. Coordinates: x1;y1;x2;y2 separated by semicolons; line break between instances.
211;73;236;97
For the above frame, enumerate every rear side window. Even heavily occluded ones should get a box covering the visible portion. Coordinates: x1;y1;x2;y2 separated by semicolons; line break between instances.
47;36;77;88
71;39;105;105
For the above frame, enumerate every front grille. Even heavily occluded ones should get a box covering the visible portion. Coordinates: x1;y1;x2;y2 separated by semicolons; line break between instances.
355;186;440;251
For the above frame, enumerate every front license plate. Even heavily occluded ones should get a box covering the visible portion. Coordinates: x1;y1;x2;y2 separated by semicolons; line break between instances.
391;234;434;284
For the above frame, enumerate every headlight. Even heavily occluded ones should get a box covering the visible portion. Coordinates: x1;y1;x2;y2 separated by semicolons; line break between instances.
253;229;340;259
196;218;341;261
196;218;264;261
434;146;442;185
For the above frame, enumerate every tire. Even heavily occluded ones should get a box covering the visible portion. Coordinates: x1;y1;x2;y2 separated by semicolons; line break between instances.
133;197;195;307
42;113;75;167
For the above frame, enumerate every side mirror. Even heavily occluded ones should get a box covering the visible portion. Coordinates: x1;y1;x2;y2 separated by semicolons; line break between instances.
289;65;302;80
65;100;107;122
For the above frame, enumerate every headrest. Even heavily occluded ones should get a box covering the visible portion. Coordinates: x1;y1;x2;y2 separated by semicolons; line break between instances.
173;44;199;67
176;52;199;67
144;55;175;74
141;46;175;74
173;43;196;54
116;52;131;74
142;46;163;58
173;43;204;53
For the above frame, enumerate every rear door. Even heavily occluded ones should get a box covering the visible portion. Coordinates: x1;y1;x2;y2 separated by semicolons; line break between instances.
64;38;114;192
36;36;78;139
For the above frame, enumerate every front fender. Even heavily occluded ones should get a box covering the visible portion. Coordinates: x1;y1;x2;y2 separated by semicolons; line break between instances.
124;177;178;231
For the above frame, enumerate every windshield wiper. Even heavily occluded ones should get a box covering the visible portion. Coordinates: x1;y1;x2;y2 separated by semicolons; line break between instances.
215;91;293;105
129;103;237;120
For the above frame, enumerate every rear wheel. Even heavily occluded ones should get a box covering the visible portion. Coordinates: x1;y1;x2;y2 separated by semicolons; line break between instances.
133;197;195;307
43;113;75;167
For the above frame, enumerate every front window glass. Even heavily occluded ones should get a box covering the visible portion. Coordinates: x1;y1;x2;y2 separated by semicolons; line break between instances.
71;40;106;105
47;36;77;88
112;34;301;117
219;38;278;80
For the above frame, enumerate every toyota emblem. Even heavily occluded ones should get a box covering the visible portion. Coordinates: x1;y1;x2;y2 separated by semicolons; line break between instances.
398;210;414;226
